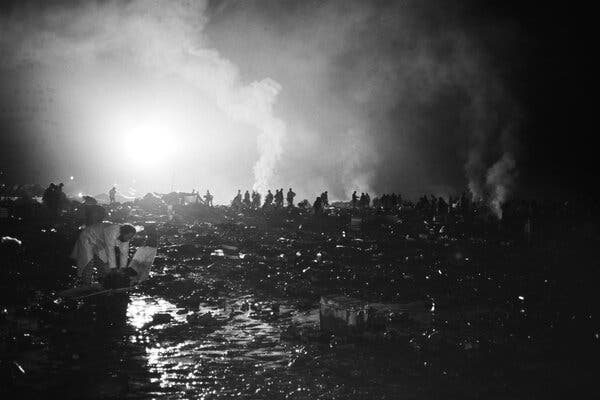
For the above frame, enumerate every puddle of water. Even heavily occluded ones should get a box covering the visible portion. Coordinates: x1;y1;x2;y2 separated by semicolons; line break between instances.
125;293;300;398
127;296;187;329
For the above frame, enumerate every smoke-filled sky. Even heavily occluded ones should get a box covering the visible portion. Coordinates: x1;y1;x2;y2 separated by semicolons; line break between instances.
0;0;592;203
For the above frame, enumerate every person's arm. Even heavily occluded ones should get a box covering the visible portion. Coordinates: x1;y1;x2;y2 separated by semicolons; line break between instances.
118;240;129;269
103;225;120;269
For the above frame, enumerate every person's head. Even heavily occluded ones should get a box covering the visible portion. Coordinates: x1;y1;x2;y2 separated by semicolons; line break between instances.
119;224;137;242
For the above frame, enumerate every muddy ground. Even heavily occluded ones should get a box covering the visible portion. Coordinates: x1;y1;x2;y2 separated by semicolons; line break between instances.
1;204;598;399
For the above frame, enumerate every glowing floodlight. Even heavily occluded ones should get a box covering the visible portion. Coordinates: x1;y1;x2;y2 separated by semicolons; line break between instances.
121;118;177;167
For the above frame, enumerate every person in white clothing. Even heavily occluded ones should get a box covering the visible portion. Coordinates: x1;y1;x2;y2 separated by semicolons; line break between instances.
70;222;137;285
127;231;158;284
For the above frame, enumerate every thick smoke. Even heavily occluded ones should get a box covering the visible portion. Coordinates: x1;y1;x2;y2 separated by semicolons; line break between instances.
1;0;520;207
206;0;521;205
0;0;284;195
217;78;285;193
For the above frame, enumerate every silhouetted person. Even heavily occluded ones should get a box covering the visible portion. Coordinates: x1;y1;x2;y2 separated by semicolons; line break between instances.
109;186;117;203
313;196;324;215
252;191;261;209
42;183;54;205
42;183;60;215
275;188;284;208
359;193;366;208
264;190;274;207
321;191;329;207
243;190;251;207
287;188;296;207
352;191;358;208
232;190;242;209
204;190;213;207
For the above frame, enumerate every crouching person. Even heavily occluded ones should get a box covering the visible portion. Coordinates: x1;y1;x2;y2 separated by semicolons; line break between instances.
102;230;158;288
70;222;137;285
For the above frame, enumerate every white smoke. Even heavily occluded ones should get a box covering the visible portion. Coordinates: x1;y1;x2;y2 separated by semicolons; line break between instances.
217;78;285;193
0;0;285;193
485;153;517;219
463;79;519;217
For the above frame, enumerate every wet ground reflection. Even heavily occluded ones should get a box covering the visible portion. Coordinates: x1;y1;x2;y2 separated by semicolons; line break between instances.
125;293;312;399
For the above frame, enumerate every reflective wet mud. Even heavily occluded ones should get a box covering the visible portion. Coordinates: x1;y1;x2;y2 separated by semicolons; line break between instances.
1;209;598;399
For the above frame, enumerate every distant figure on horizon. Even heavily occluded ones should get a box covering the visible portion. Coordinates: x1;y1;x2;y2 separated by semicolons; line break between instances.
264;190;274;207
287;188;296;207
321;191;329;207
313;196;324;215
232;190;242;209
243;190;251;208
204;190;213;207
42;183;61;216
275;188;284;208
359;193;366;208
251;191;261;209
57;183;67;209
352;191;358;208
109;186;117;203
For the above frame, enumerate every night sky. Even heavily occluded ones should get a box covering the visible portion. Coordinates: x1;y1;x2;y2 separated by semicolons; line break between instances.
0;0;593;201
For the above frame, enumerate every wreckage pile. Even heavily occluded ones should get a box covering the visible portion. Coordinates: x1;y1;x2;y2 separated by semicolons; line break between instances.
1;196;598;398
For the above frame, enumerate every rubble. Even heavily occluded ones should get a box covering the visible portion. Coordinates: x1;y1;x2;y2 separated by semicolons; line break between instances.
0;195;597;398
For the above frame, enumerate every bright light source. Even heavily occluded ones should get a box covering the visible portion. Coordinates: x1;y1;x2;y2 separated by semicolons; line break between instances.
78;192;83;197
120;117;177;167
70;176;74;180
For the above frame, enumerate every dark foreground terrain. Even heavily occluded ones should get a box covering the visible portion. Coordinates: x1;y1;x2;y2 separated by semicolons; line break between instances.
1;201;598;399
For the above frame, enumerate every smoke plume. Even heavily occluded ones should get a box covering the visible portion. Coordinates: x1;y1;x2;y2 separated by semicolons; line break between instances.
0;0;285;196
485;153;517;219
0;0;521;204
206;0;521;203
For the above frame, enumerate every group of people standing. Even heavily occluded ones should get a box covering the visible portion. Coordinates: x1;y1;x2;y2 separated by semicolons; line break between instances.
351;191;371;209
182;189;215;206
373;193;402;211
232;188;297;210
191;189;213;207
312;191;329;214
